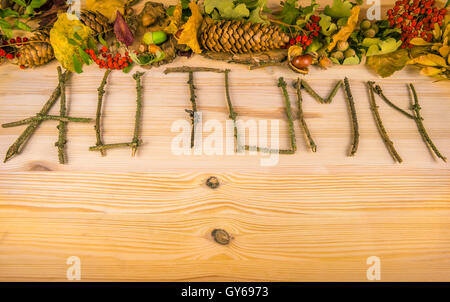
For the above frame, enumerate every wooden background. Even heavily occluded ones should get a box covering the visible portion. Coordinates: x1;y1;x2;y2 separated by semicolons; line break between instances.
0;0;449;281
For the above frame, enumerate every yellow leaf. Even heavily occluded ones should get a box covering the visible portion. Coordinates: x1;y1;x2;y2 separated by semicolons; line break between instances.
409;38;433;46
164;3;182;35
178;2;203;54
433;23;441;40
50;13;93;72
439;45;449;58
86;0;126;23
408;53;448;67
327;6;360;52
420;67;443;76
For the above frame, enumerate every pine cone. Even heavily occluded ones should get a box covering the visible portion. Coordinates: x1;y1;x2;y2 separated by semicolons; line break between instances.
17;31;54;68
80;10;112;36
199;18;290;54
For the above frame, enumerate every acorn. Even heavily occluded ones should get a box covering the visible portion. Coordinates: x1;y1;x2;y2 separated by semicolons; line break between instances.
337;41;349;52
291;54;314;69
360;19;372;30
364;29;376;38
344;48;356;58
142;31;167;45
331;51;344;61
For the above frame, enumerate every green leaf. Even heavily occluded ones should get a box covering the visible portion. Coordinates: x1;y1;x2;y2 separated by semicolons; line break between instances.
74;32;82;41
248;7;268;24
11;0;27;7
0;19;13;38
30;0;48;9
78;47;92;65
72;54;83;74
366;49;409;78
0;8;20;18
365;38;402;56
342;55;360;65
67;38;78;46
204;0;250;20
278;0;301;25
24;5;34;15
319;14;337;36
337;17;348;27
87;37;97;51
122;63;133;73
323;0;352;18
306;39;322;53
14;20;32;31
98;34;108;47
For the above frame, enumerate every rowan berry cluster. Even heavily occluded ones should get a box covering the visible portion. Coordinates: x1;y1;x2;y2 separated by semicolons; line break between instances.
289;15;322;48
0;36;28;61
85;46;132;70
387;0;447;47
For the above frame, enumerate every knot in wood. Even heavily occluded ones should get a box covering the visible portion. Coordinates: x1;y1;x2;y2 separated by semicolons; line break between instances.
206;176;220;189
212;229;230;245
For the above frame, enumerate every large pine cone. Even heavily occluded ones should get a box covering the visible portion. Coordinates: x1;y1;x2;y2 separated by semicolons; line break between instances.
80;10;111;35
199;18;290;54
17;31;54;68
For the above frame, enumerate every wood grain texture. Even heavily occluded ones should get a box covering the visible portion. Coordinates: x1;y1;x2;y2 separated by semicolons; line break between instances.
0;0;449;281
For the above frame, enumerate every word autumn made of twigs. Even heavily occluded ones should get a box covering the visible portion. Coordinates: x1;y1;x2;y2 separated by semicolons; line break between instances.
1;66;447;164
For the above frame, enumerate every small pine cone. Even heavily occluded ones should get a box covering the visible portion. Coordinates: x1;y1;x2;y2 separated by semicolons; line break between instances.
80;10;112;36
17;31;54;68
199;18;290;54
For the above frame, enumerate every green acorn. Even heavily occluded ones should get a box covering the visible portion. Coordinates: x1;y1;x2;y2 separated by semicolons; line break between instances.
142;31;167;45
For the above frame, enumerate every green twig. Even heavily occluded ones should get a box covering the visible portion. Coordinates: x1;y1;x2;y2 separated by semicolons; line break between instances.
55;67;67;164
89;142;137;152
2;115;92;128
372;83;416;120
343;77;359;157
368;81;402;163
409;83;447;162
300;80;342;104
224;69;243;152
164;66;226;74
3;67;70;163
295;79;316;152
94;69;111;156
278;77;296;152
244;77;296;155
187;71;198;149
131;71;145;156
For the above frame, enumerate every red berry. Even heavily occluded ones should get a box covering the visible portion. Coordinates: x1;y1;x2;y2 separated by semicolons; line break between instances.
295;36;301;42
6;53;14;59
20;65;26;69
23;37;28;43
0;49;5;56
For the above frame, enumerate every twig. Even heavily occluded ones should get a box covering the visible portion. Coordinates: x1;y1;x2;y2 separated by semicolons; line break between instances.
55;67;67;164
244;77;296;155
131;71;145;156
301;80;342;104
409;83;447;162
94;69;111;156
372;83;416;120
187;71;198;149
2;115;92;128
294;79;316;152
278;77;296;152
164;66;226;74
3;67;70;163
367;81;402;163
89;143;136;152
343;77;359;157
224;69;243;152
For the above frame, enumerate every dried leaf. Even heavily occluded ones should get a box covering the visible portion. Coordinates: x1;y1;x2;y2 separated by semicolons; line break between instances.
50;13;93;72
408;53;448;67
366;48;409;78
327;6;360;52
178;2;203;54
114;10;134;47
86;0;126;23
164;3;182;34
420;66;443;76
